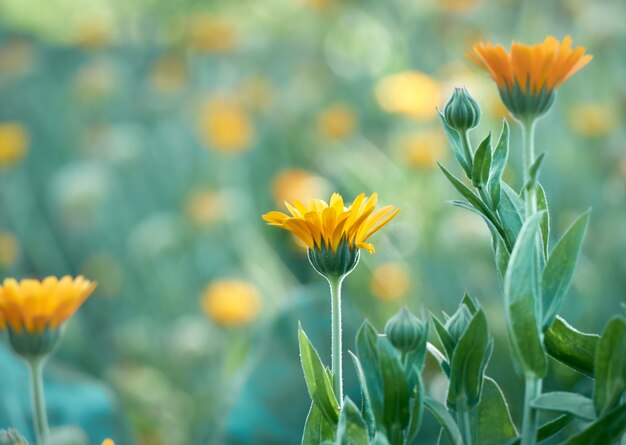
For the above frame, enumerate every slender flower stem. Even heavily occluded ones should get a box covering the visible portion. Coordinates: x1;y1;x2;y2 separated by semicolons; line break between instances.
328;275;344;404
27;358;49;445
461;130;474;174
521;376;542;445
522;118;537;219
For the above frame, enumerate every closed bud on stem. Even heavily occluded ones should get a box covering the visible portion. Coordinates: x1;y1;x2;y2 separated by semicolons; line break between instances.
307;239;360;280
444;87;481;132
445;304;473;346
0;429;28;445
385;307;426;353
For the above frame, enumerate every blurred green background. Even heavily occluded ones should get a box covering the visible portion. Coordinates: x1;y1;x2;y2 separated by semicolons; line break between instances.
0;0;625;443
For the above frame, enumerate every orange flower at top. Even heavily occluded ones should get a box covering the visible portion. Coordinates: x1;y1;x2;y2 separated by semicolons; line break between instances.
468;36;592;118
0;276;96;333
263;193;399;254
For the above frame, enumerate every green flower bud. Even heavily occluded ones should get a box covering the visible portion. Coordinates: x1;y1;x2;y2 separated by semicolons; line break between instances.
445;304;473;345
385;307;426;353
444;87;481;131
308;239;360;280
8;326;62;361
0;429;28;445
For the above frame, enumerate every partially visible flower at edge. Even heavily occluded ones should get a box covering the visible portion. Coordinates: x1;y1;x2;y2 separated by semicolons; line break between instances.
468;35;592;119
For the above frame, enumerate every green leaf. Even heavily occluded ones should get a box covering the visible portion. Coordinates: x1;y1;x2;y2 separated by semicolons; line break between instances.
447;309;492;409
377;336;411;432
406;369;425;442
299;325;340;424
593;316;626;415
438;110;472;177
531;392;596;421
449;200;506;249
561;403;626;445
335;398;368;445
432;316;455;363
472;133;492;188
541;211;590;329
488;119;510;208
503;212;547;378
424;397;463;445
544;316;598;378
494;234;510;286
536;183;549;258
525;153;545;191
476;377;517;445
504;414;574;445
348;352;375;438
302;402;337;445
461;292;479;314
370;432;391;445
438;163;494;222
355;321;384;425
427;342;451;376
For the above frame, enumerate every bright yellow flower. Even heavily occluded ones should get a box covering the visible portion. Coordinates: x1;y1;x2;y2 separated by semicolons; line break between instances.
0;276;96;333
468;36;592;118
201;280;260;326
0;122;29;167
263;193;399;254
101;439;115;445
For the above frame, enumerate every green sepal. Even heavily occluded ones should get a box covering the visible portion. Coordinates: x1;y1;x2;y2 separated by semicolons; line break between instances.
488;119;510;209
476;377;517;445
424;397;463;445
544;316;598;378
503;212;547;378
531;392;596;421
472;133;492;188
593;316;626;416
541;211;590;329
447;309;492;409
302;402;337;445
298;324;340;424
561;403;626;445
335;398;368;445
438;110;472;177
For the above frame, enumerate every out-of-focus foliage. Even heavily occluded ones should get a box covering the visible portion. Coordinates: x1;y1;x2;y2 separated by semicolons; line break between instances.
0;0;625;443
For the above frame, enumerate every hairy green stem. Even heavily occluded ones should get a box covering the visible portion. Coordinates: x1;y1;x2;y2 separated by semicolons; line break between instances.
27;358;49;445
461;130;474;174
521;376;542;445
328;275;344;404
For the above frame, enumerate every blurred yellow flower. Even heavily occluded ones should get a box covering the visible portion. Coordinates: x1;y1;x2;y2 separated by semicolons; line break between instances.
74;17;112;49
300;0;334;11
0;231;20;269
150;55;188;94
375;71;442;121
0;122;29;167
439;0;480;12
101;440;114;445
469;36;592;117
201;280;260;326
185;190;228;226
567;103;617;137
317;103;358;140
188;15;237;53
400;130;447;169
198;97;254;152
0;276;96;333
263;193;399;254
272;169;330;206
370;263;410;301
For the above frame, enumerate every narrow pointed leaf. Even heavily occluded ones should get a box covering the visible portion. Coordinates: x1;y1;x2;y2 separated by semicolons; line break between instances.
489;119;510;208
355;322;384;425
335;398;368;445
531;392;596;421
498;183;524;243
439;164;494;221
593;316;626;415
472;133;492;187
406;369;425;442
424;397;463;445
504;414;574;445
536;183;549;258
377;336;410;431
561;403;626;445
348;352;375;438
503;212;547;378
302;402;336;445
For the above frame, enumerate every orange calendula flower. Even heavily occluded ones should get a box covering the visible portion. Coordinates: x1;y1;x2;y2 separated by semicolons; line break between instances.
468;35;592;118
263;193;399;254
0;276;96;334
